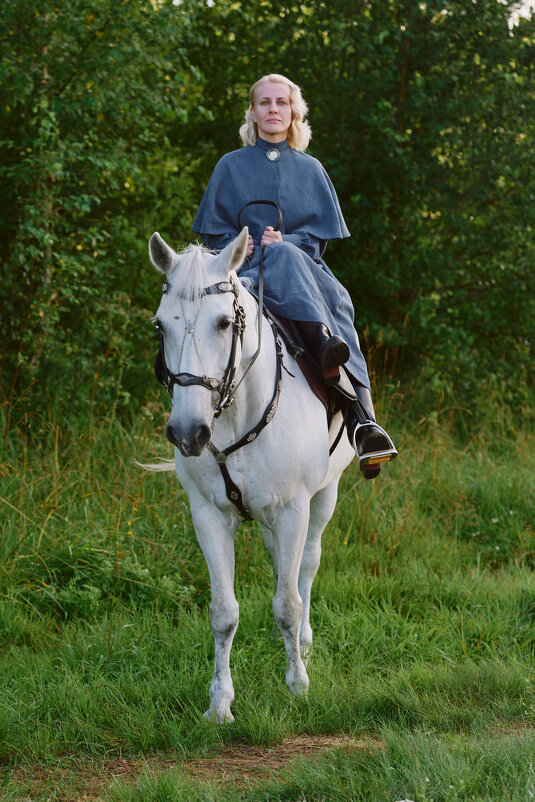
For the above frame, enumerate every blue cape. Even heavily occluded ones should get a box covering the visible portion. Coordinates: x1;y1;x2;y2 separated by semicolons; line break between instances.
192;138;350;246
191;139;369;388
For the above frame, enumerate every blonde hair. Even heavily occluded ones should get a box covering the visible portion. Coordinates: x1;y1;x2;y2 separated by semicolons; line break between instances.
239;74;312;152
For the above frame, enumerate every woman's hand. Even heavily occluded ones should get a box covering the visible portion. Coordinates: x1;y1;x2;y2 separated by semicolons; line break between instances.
261;226;283;247
246;234;254;257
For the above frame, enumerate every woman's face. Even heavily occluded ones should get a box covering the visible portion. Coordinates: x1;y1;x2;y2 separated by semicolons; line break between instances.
250;81;292;143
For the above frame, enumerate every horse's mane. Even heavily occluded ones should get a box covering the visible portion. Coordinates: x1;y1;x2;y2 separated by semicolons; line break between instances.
167;243;216;302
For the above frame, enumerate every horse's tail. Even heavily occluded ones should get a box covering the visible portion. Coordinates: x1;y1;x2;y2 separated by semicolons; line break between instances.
134;458;175;472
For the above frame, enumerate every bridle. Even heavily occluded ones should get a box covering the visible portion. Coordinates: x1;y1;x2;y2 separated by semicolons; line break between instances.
155;268;284;522
155;276;246;417
153;200;351;517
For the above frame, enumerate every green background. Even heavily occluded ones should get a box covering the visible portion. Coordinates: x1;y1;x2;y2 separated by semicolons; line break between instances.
1;0;533;427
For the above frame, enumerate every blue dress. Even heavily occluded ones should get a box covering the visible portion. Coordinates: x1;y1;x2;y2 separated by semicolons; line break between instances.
192;137;370;388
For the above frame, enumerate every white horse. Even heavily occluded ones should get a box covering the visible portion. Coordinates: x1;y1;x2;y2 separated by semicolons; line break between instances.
147;228;354;723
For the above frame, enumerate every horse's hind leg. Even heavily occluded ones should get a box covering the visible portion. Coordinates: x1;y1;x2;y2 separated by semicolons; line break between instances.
262;526;281;640
271;500;311;695
191;505;239;724
261;525;278;597
299;481;340;657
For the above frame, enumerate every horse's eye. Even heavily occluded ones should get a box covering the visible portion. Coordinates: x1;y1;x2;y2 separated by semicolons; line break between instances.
218;319;232;331
154;321;162;338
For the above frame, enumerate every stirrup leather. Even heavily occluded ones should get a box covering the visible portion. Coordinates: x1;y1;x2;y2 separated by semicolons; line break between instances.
351;422;398;467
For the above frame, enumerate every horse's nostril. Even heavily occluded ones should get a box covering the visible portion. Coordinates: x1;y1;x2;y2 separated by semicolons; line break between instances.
194;424;211;450
166;423;180;447
166;422;210;456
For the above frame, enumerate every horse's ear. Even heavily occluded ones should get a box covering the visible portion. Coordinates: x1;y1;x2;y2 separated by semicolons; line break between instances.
149;232;176;275
216;227;249;276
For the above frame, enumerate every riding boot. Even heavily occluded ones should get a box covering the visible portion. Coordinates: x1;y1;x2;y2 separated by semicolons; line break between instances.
343;384;398;480
294;321;350;385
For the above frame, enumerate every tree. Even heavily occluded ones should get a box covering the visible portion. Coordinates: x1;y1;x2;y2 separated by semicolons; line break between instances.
1;0;533;431
0;0;199;424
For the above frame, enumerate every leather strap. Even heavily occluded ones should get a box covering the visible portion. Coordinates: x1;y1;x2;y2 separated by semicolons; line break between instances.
207;320;283;520
218;463;253;521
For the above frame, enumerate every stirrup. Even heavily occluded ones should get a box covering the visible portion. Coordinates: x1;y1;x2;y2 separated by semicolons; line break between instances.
351;422;398;468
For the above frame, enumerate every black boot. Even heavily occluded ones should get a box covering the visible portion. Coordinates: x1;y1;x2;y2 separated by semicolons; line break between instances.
294;321;350;385
343;385;397;480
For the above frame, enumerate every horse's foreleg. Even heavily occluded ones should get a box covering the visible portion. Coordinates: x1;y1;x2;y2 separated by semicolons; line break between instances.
299;481;340;658
192;507;239;724
271;500;310;696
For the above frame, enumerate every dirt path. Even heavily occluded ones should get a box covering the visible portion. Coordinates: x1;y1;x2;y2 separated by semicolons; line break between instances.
6;734;381;800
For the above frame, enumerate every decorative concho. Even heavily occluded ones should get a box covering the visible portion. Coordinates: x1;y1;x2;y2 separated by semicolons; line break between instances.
265;404;277;423
162;282;169;293
266;148;280;162
247;433;257;442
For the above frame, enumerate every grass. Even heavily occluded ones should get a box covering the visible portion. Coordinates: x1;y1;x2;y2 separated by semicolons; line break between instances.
0;386;534;800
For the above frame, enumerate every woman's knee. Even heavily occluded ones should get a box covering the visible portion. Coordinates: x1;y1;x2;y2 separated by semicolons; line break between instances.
263;240;304;274
265;240;300;258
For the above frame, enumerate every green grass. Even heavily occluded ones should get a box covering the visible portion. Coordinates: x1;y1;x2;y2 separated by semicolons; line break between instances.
0;389;534;799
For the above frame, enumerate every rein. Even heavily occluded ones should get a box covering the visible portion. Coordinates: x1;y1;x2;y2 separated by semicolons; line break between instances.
232;199;281;390
156;199;280;417
206;323;283;520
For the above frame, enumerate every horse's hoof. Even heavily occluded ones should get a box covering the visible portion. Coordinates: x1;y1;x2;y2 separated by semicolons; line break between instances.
286;669;309;697
203;703;234;725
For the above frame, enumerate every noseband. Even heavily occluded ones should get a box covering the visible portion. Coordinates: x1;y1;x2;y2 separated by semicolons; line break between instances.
155;277;246;417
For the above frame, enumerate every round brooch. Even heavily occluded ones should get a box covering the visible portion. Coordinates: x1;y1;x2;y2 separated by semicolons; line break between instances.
266;148;280;162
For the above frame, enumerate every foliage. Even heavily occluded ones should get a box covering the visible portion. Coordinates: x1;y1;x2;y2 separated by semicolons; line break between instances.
0;0;199;426
1;0;534;430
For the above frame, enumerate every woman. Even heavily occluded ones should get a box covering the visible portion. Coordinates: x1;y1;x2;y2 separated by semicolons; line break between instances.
192;74;396;478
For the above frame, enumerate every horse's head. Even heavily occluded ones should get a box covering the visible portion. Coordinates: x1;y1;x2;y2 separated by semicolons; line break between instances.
149;229;249;457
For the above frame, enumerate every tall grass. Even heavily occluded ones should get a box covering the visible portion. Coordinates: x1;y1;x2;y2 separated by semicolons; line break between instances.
0;382;534;799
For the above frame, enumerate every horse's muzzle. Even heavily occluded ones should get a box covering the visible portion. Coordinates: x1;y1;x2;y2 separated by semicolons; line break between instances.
166;422;211;457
